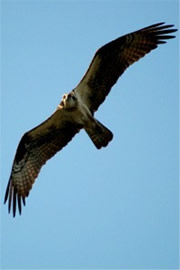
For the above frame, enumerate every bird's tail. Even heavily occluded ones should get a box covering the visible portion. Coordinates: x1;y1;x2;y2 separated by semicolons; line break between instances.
85;120;113;149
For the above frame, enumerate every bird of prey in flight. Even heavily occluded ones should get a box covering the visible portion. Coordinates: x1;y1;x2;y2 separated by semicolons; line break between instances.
4;22;177;217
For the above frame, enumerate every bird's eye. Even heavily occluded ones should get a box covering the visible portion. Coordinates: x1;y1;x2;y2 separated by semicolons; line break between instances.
72;95;76;100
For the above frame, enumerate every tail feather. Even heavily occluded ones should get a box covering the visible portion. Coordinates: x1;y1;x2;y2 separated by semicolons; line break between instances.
85;120;113;149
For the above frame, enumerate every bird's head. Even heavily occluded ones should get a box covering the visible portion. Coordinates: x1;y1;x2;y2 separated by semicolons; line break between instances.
60;91;78;110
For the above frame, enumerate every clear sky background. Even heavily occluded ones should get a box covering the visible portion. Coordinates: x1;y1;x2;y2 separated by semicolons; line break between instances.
1;0;179;269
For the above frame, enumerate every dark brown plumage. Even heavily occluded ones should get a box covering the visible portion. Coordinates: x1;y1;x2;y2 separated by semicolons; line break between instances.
76;22;177;112
4;22;177;217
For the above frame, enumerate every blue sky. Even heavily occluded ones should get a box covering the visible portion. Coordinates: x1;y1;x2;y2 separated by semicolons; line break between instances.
1;0;179;269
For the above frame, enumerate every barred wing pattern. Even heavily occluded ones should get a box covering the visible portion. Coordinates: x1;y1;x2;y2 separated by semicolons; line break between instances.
4;109;82;217
75;22;177;113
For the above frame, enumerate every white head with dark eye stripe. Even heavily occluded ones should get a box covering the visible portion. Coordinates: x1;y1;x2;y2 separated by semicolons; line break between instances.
61;91;78;110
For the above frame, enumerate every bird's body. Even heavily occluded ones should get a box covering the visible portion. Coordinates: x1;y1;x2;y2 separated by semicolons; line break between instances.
4;22;177;216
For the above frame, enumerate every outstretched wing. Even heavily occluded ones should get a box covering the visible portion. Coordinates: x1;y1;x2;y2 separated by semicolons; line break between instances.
75;22;177;113
4;107;83;217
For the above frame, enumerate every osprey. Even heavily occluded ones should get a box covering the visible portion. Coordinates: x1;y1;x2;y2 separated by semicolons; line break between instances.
4;22;177;217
